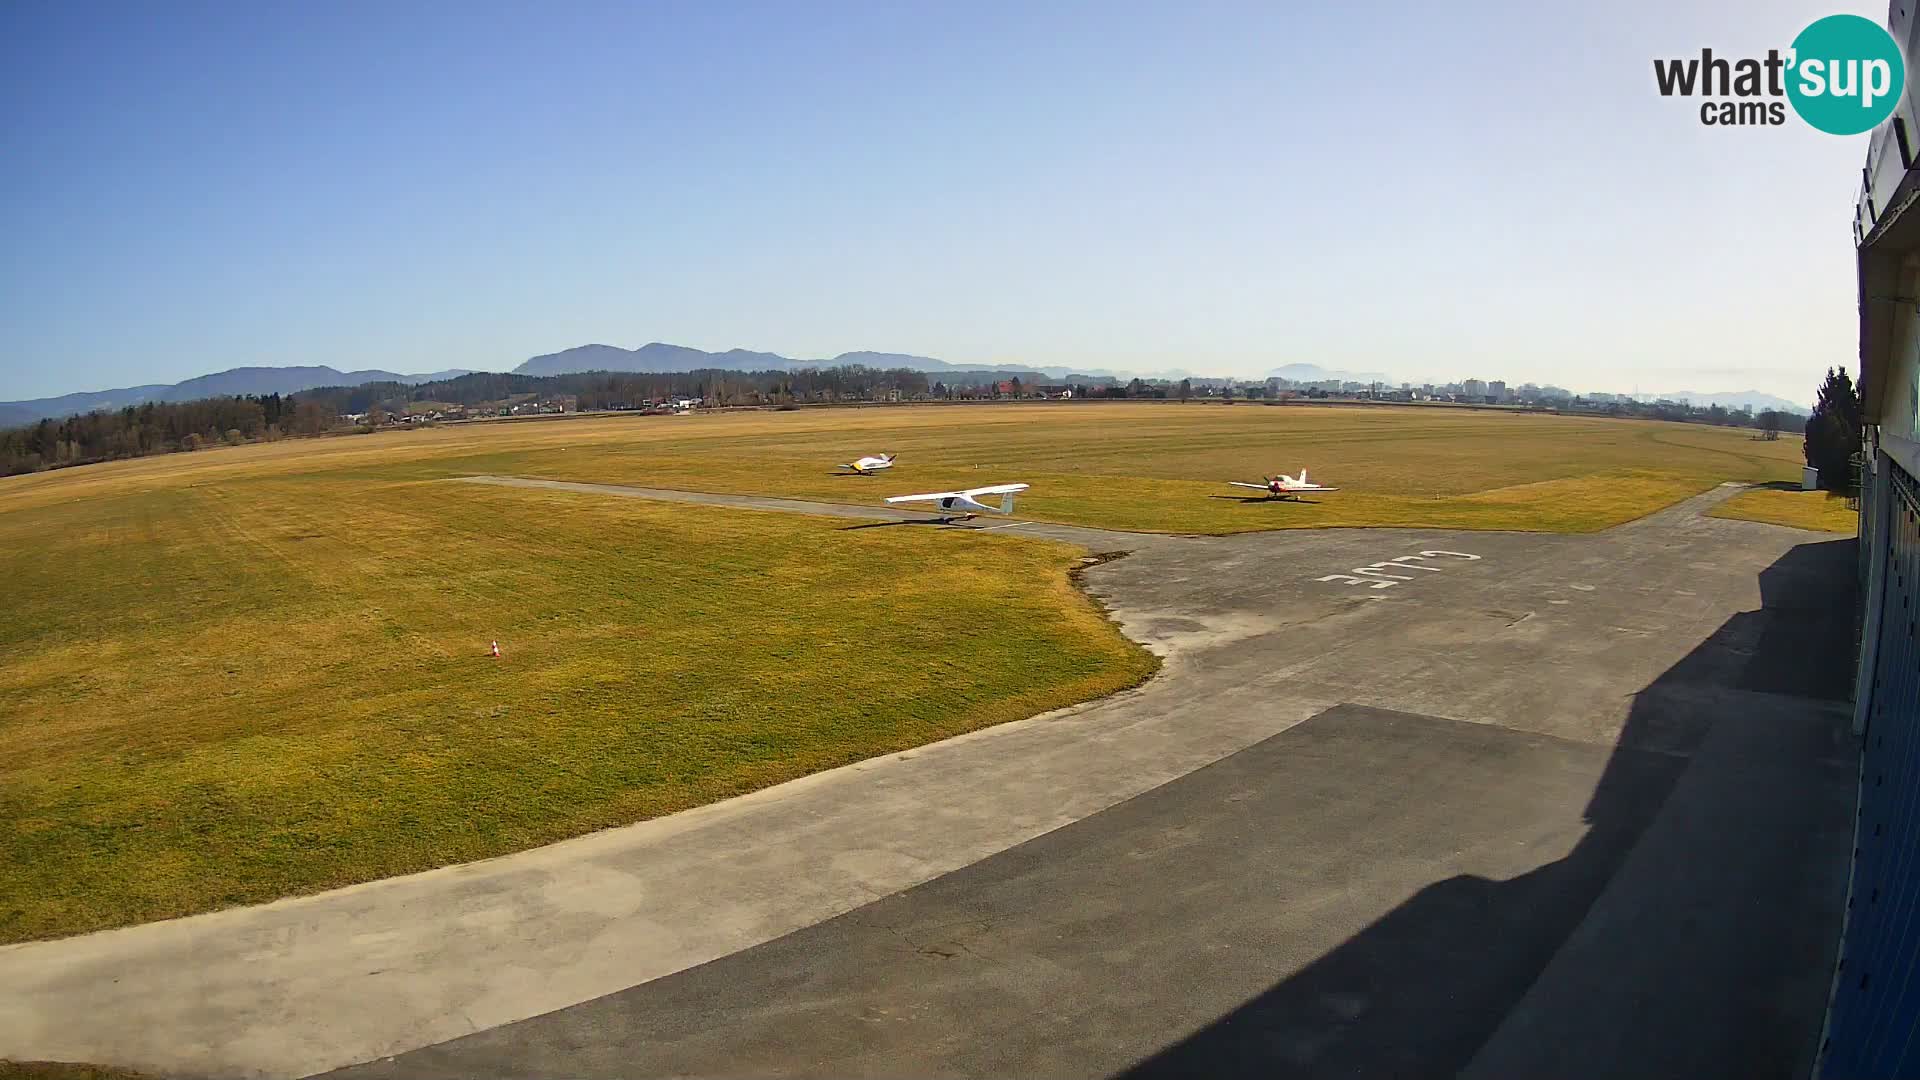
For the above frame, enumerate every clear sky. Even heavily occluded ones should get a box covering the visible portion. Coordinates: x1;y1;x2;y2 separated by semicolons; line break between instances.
0;0;1884;404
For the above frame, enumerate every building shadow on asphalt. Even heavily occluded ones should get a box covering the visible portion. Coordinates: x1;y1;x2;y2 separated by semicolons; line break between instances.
1117;539;1859;1080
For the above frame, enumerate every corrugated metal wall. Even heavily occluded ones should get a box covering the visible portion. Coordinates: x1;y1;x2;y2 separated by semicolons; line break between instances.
1821;459;1920;1078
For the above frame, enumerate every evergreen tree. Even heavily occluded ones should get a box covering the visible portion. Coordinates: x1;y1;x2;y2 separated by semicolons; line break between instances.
1803;367;1863;492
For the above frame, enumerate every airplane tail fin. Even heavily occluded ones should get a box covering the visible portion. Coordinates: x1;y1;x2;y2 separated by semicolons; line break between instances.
1299;468;1308;484
1001;491;1018;515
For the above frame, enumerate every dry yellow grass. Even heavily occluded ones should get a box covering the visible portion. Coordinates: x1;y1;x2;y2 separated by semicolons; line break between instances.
1709;487;1860;533
0;402;1807;532
0;402;1805;942
0;465;1154;944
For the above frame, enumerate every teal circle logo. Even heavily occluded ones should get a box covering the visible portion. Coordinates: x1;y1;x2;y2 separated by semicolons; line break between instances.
1787;14;1906;135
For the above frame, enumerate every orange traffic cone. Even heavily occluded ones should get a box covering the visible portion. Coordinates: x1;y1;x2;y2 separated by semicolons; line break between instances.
489;640;501;659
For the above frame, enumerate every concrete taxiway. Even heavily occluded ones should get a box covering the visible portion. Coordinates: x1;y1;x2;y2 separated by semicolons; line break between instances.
0;481;1858;1079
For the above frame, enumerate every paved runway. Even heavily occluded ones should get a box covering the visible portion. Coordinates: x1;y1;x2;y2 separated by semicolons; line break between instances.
326;705;1692;1080
0;480;1859;1079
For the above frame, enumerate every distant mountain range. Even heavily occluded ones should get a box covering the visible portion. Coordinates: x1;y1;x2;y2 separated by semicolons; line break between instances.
0;366;474;426
512;342;1086;379
1649;390;1809;415
1264;363;1393;385
516;343;794;377
0;344;1816;426
1;346;1091;425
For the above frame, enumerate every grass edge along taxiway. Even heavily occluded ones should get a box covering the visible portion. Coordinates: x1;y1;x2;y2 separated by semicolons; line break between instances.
1706;487;1860;533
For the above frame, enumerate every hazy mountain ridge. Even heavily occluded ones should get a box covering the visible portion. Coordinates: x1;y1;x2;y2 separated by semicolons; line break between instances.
1;366;476;424
1265;363;1392;384
0;385;172;427
1651;390;1809;414
514;343;1027;377
3;344;1816;426
512;343;1115;380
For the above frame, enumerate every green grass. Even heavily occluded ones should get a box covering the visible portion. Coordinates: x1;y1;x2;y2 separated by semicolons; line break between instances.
1709;487;1860;533
0;469;1154;944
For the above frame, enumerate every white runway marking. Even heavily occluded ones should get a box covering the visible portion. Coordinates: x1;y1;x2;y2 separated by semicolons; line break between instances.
1318;550;1482;590
976;521;1030;531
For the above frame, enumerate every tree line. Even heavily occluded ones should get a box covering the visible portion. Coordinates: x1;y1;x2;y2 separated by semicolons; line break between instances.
1583;399;1799;433
1;363;1863;482
0;393;338;476
0;365;946;477
286;365;942;415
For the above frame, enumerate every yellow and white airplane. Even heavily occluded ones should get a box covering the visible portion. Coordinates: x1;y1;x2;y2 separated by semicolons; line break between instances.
840;453;896;474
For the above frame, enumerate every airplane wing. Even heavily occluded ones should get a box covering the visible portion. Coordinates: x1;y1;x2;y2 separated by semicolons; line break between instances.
1294;485;1340;492
887;483;1027;505
885;490;964;504
1228;482;1271;491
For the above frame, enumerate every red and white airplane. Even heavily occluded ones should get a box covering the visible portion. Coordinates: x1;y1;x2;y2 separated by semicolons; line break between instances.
885;482;1028;523
1229;469;1339;500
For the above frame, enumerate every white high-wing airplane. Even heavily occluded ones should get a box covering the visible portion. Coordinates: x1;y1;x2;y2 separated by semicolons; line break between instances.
885;482;1029;523
840;453;896;474
1229;469;1340;500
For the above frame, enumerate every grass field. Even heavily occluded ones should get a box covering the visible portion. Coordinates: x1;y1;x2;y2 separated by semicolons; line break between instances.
477;403;1804;532
0;402;1803;942
0;464;1154;944
0;402;1807;534
1709;487;1860;533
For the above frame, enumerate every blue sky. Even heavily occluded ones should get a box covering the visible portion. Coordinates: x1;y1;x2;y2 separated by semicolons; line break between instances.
0;0;1883;403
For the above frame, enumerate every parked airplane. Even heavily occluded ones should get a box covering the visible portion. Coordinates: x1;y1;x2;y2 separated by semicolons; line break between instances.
885;483;1029;523
1229;469;1339;500
840;453;896;474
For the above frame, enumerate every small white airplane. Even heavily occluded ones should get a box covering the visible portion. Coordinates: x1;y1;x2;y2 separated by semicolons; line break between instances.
885;483;1029;523
1229;469;1339;500
840;453;896;475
